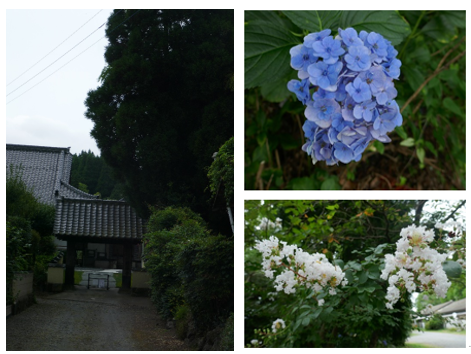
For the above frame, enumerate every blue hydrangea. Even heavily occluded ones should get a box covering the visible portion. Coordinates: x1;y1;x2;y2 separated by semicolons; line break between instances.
288;27;402;166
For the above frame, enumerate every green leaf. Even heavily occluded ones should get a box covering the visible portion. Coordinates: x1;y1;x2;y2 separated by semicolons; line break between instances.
311;307;323;320
302;316;311;326
424;141;438;157
287;176;318;190
395;125;408;139
345;269;354;283
443;97;464;118
402;65;425;91
416;147;425;164
421;12;463;43
338;11;411;46
373;140;385;154
320;176;341;190
245;20;300;89
282;11;342;33
260;74;294;102
358;271;368;284
443;260;462;278
409;46;431;64
348;261;362;271
400;137;415;147
334;259;345;269
292;318;302;331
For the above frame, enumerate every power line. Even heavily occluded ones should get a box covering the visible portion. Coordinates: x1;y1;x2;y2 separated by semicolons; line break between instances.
7;10;141;105
7;11;111;97
7;10;104;87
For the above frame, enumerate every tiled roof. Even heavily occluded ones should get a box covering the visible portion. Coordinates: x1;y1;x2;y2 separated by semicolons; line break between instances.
54;197;146;241
6;144;96;205
7;143;146;242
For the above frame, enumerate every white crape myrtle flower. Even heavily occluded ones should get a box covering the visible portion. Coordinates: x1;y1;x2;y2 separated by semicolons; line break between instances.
435;220;463;237
382;225;451;309
251;339;259;346
254;235;346;297
318;299;325;306
272;318;286;333
258;217;282;232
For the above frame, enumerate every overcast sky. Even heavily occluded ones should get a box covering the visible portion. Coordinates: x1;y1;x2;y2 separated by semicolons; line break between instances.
6;9;114;155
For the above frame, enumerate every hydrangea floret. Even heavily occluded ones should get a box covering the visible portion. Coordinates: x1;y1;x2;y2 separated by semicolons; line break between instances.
254;235;347;295
380;225;451;309
288;27;402;165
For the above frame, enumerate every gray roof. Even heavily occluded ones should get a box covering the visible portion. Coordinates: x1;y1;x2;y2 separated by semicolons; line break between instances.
421;298;466;316
54;197;146;241
6;144;97;205
435;298;466;315
7;143;145;242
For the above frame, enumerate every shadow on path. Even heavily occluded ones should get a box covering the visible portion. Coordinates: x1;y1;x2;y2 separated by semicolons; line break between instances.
7;286;190;351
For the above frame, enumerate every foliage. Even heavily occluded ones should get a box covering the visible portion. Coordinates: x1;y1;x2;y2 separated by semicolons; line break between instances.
219;312;235;351
425;314;445;330
244;200;465;347
245;10;465;190
6;167;57;296
207;137;234;206
6;165;40;219
144;206;234;333
174;303;191;340
85;10;234;236
70;150;123;199
6;219;32;304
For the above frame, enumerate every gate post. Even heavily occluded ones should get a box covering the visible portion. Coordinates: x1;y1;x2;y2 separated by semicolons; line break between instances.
65;240;76;287
122;243;133;289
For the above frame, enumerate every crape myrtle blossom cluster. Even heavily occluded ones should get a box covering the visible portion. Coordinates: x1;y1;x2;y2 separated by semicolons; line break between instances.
288;27;403;165
258;217;282;232
380;225;451;309
254;235;346;298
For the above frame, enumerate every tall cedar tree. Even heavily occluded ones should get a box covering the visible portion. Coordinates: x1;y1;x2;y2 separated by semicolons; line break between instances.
85;10;233;234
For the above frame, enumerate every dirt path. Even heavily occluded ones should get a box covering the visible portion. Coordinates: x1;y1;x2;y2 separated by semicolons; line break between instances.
6;286;190;351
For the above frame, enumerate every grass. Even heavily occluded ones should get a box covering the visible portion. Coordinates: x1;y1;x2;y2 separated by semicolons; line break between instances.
426;329;466;335
403;343;434;348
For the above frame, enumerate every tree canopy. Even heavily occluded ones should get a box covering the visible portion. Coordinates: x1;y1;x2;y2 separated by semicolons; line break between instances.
85;9;233;234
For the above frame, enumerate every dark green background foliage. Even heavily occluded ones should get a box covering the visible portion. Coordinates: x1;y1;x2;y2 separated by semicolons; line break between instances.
70;150;124;199
245;11;465;190
85;9;234;235
143;207;233;333
244;200;466;347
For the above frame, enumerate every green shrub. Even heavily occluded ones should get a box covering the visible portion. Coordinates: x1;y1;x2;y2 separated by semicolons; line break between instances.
174;303;191;340
425;315;445;330
144;206;234;333
178;233;234;330
220;312;234;351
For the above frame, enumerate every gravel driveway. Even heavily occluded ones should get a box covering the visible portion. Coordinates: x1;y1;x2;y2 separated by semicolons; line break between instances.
406;330;466;348
7;286;190;351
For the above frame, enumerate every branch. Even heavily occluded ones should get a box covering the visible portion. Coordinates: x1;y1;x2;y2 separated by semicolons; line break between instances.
401;45;466;114
414;200;428;225
443;200;466;222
